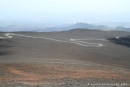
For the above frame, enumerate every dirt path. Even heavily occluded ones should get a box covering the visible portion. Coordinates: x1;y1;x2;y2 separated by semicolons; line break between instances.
0;33;104;47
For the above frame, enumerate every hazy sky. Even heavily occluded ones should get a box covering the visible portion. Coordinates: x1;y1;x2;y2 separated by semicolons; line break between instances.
0;0;130;23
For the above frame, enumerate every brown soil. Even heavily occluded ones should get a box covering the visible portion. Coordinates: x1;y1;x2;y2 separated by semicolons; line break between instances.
0;63;130;85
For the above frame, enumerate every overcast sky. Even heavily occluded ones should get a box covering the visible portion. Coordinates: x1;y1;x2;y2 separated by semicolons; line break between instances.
0;0;130;23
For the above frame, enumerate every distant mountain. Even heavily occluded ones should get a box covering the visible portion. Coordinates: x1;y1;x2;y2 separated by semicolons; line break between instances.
115;26;130;32
72;23;95;29
94;22;130;28
0;22;130;32
43;23;111;32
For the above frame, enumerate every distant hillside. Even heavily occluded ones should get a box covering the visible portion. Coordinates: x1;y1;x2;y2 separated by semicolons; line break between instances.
43;23;110;32
115;26;130;31
95;22;130;28
0;22;130;32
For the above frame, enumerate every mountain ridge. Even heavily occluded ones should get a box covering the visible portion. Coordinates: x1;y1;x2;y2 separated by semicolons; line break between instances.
0;22;130;32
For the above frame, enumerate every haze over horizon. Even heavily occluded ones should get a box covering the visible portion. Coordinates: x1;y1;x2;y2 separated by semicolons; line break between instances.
0;0;130;22
0;0;130;31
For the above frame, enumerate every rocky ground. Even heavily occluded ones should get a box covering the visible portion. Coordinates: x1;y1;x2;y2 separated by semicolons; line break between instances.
0;62;130;87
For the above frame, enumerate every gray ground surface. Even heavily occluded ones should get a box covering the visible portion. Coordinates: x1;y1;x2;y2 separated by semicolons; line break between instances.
0;29;130;87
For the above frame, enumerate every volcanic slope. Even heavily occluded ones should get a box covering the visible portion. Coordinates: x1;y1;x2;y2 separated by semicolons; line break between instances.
0;29;130;86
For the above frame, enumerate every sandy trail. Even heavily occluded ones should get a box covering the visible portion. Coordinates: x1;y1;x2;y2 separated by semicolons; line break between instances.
0;33;105;47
